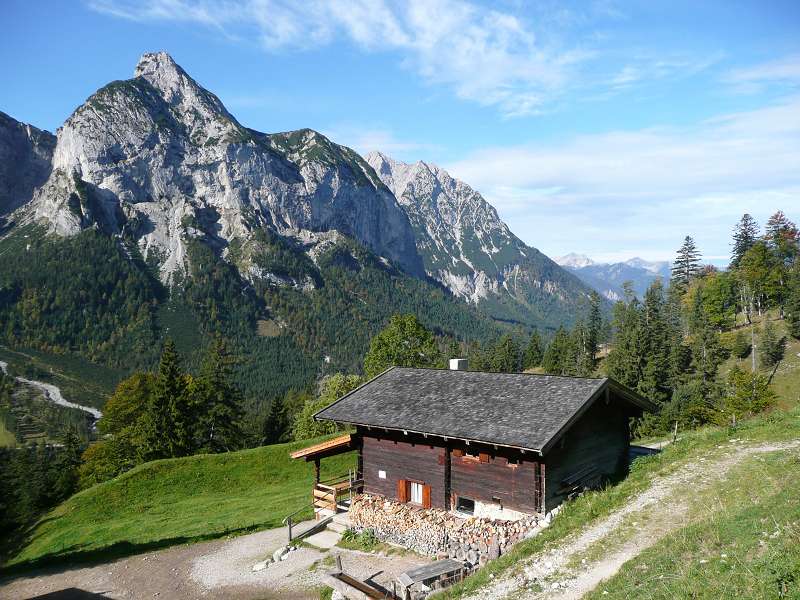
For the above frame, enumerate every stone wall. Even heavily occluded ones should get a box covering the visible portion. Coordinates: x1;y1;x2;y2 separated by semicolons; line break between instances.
349;494;544;568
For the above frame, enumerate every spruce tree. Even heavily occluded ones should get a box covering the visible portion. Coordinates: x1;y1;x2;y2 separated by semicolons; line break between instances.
731;213;760;268
490;334;523;373
759;320;786;369
142;339;185;459
523;329;543;369
196;338;244;453
671;236;702;288
542;326;570;375
787;275;800;340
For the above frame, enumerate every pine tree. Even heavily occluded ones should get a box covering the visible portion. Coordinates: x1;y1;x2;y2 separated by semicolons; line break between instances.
142;339;185;459
490;334;523;373
196;338;244;453
759;320;786;370
787;274;800;340
732;329;752;359
605;290;643;388
523;329;543;369
671;236;702;288
542;326;570;375
262;397;285;445
731;213;760;268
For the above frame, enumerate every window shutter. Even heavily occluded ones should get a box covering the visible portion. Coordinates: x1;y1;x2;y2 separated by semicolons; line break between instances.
479;452;490;463
397;479;408;502
422;484;432;509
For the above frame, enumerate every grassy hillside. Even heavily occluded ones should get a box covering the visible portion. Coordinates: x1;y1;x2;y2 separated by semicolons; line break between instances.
4;435;355;570
436;319;800;599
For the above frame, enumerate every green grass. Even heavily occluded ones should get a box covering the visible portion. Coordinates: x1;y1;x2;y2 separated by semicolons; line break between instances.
4;436;355;571
584;450;800;599
434;402;800;599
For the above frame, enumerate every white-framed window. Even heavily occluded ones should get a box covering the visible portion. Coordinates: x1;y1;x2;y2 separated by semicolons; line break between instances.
410;481;424;504
378;470;386;479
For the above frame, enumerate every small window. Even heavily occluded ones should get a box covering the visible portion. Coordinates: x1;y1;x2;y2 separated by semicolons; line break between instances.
378;470;386;479
456;496;475;515
410;481;424;504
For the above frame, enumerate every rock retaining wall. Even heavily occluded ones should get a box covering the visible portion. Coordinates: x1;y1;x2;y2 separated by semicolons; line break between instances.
349;495;545;568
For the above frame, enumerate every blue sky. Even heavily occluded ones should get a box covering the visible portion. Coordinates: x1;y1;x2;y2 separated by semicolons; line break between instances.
2;1;799;265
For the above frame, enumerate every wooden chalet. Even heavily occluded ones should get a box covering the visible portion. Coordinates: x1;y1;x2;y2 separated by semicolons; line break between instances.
293;362;656;518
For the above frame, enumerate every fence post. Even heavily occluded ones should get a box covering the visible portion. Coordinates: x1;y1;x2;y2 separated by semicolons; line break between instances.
287;516;293;542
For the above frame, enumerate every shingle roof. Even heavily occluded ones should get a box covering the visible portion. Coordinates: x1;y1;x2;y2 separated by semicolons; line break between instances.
315;367;655;453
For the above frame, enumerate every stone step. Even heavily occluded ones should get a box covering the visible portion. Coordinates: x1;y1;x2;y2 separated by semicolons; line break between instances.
327;520;348;533
332;512;351;527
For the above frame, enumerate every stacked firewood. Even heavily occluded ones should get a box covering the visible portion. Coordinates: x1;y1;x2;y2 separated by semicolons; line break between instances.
348;494;540;567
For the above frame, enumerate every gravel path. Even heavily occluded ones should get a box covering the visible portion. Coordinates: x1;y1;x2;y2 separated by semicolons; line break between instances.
0;520;429;600
463;440;800;600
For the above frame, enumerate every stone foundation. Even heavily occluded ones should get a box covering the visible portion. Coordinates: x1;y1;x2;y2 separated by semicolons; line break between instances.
349;494;543;568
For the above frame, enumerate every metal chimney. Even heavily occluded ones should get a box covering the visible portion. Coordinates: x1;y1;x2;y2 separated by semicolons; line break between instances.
449;358;468;371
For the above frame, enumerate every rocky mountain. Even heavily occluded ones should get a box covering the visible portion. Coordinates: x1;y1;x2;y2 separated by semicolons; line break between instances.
366;152;597;328
28;51;423;280
0;111;55;218
0;51;598;400
555;255;671;301
553;253;595;270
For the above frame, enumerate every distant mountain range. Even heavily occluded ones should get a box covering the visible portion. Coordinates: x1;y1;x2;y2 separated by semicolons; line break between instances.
554;254;671;301
0;52;598;399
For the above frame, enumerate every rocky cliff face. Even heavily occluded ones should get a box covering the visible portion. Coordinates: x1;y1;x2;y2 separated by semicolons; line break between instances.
0;112;55;216
28;52;423;280
366;152;596;326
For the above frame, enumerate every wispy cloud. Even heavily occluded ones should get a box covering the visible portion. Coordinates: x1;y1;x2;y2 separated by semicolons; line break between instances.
321;124;438;160
446;96;800;262
723;54;800;94
86;0;599;117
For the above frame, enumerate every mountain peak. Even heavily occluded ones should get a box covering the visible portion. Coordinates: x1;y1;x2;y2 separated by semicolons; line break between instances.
555;253;595;269
135;51;182;78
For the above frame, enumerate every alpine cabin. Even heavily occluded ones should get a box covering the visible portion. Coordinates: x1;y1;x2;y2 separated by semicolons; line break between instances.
295;361;656;519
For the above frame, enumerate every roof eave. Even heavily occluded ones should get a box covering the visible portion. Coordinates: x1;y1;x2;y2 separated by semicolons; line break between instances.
315;419;544;456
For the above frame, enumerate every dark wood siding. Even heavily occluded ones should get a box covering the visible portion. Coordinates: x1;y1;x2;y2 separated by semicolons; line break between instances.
449;448;541;514
361;431;447;508
542;392;633;511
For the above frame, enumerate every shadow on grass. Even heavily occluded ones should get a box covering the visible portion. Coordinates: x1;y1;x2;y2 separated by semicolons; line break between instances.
0;522;276;581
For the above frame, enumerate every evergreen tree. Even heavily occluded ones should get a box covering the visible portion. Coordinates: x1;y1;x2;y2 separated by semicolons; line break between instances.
765;210;799;265
671;236;703;288
605;288;643;388
142;339;185;459
731;329;752;359
523;329;543;369
731;213;760;268
262;397;285;445
363;314;442;378
716;366;776;424
195;338;244;453
542;326;571;375
490;334;523;373
759;320;786;370
787;274;800;340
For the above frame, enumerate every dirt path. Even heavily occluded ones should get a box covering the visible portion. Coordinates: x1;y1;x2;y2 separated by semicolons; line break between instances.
0;521;428;600
464;440;800;600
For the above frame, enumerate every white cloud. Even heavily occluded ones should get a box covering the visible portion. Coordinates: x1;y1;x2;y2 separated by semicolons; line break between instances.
724;54;800;94
87;0;590;117
445;96;800;262
321;124;438;160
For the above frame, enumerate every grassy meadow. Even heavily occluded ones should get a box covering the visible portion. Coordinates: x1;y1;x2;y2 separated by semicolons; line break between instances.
4;436;355;570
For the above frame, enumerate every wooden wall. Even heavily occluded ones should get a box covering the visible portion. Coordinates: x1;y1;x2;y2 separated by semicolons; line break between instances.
359;428;543;513
449;449;542;514
542;391;634;511
360;431;447;508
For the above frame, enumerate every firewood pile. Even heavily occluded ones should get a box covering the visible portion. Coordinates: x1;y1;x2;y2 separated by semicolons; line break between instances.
349;494;541;567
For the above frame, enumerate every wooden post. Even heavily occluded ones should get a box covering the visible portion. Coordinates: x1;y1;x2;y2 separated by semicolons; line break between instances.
287;517;293;542
314;458;320;484
335;555;343;574
672;421;678;443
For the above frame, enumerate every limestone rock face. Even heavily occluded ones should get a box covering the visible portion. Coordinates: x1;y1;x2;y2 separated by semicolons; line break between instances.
366;151;596;325
28;52;423;280
0;112;55;216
